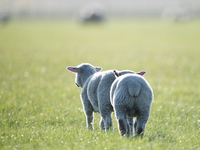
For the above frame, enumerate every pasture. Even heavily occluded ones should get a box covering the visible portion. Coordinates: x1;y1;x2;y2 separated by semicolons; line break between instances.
0;19;200;149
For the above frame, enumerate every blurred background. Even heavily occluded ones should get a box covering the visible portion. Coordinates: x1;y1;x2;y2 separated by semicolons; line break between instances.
0;1;200;149
1;0;200;22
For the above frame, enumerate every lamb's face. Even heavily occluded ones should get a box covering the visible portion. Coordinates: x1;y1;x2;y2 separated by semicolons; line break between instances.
67;63;102;88
75;64;96;87
75;73;81;87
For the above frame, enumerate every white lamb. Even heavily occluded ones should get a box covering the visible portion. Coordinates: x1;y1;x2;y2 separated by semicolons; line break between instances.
110;70;153;136
67;63;145;132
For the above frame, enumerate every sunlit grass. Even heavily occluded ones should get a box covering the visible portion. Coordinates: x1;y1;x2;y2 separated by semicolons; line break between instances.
0;19;200;149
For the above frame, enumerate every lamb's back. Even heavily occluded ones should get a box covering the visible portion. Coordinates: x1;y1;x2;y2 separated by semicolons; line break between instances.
111;74;153;109
97;71;116;109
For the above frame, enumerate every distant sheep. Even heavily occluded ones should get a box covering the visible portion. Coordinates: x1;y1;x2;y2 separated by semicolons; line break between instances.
67;63;145;132
110;70;153;137
79;2;105;23
0;13;10;27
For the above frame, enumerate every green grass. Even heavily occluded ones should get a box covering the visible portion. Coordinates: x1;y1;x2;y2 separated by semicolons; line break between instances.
0;18;200;149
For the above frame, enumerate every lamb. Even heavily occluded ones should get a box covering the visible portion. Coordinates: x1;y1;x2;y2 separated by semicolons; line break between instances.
110;70;153;137
67;63;145;132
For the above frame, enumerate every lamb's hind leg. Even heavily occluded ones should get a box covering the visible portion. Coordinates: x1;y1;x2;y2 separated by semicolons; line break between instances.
135;113;149;137
100;117;105;131
85;109;94;130
117;116;127;136
115;106;128;136
99;101;113;132
101;112;113;132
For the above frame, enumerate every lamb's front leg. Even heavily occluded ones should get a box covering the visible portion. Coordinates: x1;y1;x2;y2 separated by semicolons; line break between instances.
81;89;94;130
128;118;134;135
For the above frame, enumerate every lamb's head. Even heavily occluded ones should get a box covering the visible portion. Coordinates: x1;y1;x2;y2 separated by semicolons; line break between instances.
67;63;102;88
113;70;146;78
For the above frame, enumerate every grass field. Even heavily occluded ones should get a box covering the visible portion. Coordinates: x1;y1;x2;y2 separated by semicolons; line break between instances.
0;18;200;150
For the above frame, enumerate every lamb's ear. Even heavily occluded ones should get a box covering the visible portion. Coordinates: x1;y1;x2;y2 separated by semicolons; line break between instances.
113;70;119;78
95;67;102;72
137;71;146;76
67;67;80;73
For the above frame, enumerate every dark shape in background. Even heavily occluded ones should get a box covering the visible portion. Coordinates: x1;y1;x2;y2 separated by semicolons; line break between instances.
0;0;200;21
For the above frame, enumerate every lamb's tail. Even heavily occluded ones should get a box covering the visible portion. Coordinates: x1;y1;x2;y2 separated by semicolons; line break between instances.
127;80;141;97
